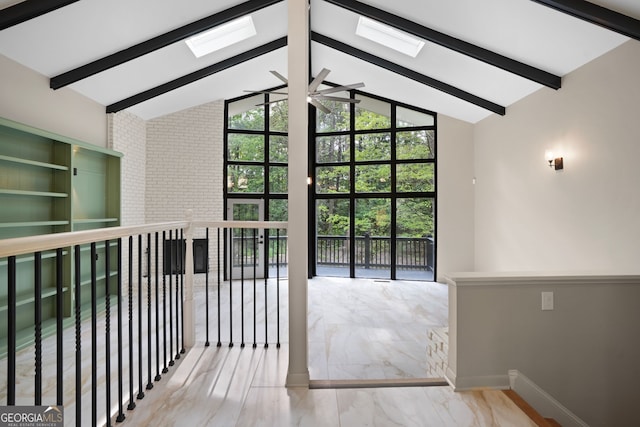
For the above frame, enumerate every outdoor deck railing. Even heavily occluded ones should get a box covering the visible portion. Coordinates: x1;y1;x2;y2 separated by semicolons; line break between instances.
266;234;434;271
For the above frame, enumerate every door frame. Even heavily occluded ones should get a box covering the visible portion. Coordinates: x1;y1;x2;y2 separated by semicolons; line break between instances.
226;198;265;279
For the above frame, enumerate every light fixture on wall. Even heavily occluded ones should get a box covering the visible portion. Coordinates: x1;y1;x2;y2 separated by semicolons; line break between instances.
545;150;563;170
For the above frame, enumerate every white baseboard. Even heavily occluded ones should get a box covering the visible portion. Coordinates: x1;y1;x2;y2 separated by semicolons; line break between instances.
447;372;510;391
508;370;589;427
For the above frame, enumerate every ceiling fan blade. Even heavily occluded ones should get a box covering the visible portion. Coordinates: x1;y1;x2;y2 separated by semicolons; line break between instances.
255;98;289;107
314;95;361;103
313;82;365;95
244;90;289;95
308;68;331;93
270;70;289;84
309;98;331;114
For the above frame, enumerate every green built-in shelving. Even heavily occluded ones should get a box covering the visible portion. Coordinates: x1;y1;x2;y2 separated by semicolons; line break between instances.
0;117;122;354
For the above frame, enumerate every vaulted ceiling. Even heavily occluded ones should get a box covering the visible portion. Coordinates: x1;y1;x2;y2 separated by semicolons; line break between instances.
0;0;638;123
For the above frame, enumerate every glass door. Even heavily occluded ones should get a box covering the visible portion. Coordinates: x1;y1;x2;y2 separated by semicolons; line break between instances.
227;199;264;279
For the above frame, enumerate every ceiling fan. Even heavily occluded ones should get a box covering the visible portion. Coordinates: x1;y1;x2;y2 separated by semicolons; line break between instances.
245;68;364;113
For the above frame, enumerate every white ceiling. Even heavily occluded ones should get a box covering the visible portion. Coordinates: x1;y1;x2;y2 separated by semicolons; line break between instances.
0;0;637;123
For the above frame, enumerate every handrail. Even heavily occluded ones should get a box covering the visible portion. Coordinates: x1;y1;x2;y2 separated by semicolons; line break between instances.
0;222;187;258
0;216;290;425
0;220;289;258
192;220;288;229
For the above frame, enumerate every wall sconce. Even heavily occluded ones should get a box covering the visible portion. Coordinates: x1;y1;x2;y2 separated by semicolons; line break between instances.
307;177;313;185
545;151;563;170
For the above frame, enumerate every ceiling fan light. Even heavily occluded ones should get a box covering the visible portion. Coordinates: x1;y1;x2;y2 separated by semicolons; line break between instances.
185;16;257;58
355;16;425;58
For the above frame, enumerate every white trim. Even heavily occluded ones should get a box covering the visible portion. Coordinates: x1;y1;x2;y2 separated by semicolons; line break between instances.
0;220;288;258
447;374;510;391
509;370;589;427
444;272;640;286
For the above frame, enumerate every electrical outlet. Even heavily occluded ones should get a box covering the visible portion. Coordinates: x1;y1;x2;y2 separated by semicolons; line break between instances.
541;292;554;311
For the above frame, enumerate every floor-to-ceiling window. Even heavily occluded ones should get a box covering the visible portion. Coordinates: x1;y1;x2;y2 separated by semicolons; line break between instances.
225;87;436;280
225;92;288;278
312;91;436;280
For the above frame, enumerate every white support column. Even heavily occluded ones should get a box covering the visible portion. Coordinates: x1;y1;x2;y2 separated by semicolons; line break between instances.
183;209;195;347
286;0;310;387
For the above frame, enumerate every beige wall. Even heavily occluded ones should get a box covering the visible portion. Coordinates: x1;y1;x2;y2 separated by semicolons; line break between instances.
447;274;640;427
473;40;640;273
0;54;107;147
436;115;475;280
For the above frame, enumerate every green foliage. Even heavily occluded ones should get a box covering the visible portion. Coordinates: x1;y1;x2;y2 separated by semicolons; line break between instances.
355;198;390;235
355;133;390;161
227;164;264;193
229;105;264;131
397;198;434;237
316;135;349;163
269;102;288;132
269;135;288;162
228;133;264;162
316;166;349;193
269;166;287;193
397;130;435;160
226;95;435;238
316;100;350;132
355;109;391;131
317;200;349;236
396;164;434;193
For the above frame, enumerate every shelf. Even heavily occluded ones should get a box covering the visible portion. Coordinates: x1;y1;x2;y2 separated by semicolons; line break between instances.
0;250;68;266
0;286;69;312
0;188;68;198
0;294;121;358
0;154;68;171
0;220;69;228
73;218;119;224
78;242;117;251
79;271;119;288
0;117;122;353
0;317;59;358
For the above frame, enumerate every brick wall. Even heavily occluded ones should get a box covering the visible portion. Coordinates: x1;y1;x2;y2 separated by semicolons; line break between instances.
108;110;147;281
146;101;225;279
108;110;146;227
146;101;224;224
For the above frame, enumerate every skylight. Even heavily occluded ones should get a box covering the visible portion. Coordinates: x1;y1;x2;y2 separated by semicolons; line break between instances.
355;16;425;58
185;16;257;58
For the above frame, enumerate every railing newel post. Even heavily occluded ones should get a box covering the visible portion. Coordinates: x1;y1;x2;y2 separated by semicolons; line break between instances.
183;210;196;348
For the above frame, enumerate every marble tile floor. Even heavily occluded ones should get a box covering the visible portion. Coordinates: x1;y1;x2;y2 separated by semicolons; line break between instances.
119;343;539;427
1;276;452;425
307;277;448;381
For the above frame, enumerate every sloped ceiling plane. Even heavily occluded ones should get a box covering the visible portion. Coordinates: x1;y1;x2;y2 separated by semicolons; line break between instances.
0;0;638;123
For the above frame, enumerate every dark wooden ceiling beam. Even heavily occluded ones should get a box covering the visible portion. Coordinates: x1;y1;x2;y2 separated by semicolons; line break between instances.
311;32;505;116
0;0;79;31
51;0;283;89
106;37;287;114
324;0;561;90
530;0;640;41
